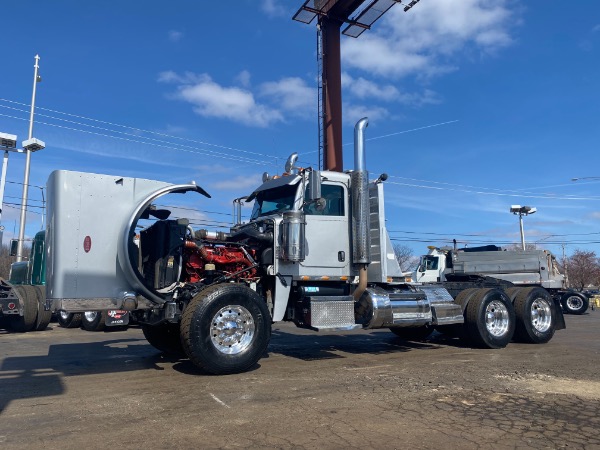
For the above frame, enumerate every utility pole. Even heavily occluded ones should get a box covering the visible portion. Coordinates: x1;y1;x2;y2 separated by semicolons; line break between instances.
562;243;569;288
16;55;42;262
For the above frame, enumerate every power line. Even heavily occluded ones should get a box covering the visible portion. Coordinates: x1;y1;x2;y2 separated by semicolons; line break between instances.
0;112;275;167
384;180;600;201
0;98;276;160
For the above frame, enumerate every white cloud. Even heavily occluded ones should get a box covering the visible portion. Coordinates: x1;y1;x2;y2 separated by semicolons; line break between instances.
235;70;252;88
159;71;317;127
261;0;286;18
342;0;515;79
260;77;316;118
343;103;390;125
342;73;441;106
168;30;183;42
159;71;284;127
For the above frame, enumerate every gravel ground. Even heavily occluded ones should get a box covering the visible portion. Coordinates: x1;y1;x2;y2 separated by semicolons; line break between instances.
1;311;599;449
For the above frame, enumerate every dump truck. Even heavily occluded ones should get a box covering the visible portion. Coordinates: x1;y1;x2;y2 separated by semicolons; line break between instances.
412;245;588;315
44;118;565;375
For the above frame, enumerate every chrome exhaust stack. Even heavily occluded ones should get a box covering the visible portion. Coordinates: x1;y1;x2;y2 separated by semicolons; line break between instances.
351;117;371;300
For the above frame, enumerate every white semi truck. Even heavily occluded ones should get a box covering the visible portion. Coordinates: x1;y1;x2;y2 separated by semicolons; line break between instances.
44;118;565;375
413;245;588;315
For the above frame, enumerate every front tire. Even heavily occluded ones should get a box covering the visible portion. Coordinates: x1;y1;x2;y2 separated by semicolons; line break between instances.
81;311;107;331
181;283;271;375
464;288;515;349
561;292;588;315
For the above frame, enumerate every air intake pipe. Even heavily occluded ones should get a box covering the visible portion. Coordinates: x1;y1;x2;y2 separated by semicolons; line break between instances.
351;117;371;301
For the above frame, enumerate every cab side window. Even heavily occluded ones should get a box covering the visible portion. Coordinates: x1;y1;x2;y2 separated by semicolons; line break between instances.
304;184;345;216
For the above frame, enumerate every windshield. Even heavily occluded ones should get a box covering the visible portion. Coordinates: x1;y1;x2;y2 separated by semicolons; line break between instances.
418;255;439;272
250;183;299;219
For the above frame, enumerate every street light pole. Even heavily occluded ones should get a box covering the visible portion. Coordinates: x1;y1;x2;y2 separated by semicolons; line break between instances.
518;212;525;250
16;54;41;262
510;205;537;251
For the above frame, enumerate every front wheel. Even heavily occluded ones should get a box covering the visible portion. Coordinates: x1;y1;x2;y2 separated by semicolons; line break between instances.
513;287;556;344
464;288;515;349
181;283;272;375
561;292;589;315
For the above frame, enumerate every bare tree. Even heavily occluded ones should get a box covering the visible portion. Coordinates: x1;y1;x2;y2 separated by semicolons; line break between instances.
393;243;418;272
0;244;31;280
567;249;600;291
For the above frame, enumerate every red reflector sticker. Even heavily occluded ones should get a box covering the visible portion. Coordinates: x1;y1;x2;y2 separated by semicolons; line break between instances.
83;236;92;253
8;303;16;310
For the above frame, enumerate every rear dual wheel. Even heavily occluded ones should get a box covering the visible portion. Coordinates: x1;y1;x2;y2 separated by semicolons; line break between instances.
10;285;39;332
81;311;107;331
512;287;556;344
57;311;82;328
464;288;515;349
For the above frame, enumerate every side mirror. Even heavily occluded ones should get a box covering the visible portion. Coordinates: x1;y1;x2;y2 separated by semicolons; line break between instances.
10;239;18;256
307;169;321;201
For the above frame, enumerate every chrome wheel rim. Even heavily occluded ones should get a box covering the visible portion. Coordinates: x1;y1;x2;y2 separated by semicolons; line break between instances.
210;305;255;355
530;298;552;332
566;296;583;311
485;300;510;337
84;311;98;322
59;311;70;320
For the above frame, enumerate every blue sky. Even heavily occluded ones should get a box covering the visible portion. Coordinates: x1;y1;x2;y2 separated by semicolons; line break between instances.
1;0;599;263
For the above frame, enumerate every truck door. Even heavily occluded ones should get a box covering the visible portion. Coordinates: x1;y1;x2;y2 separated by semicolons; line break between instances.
415;255;441;282
300;182;350;272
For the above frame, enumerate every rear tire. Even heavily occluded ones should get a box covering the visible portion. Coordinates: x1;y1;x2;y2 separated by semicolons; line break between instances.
181;283;271;375
81;311;107;331
142;323;185;357
10;285;38;332
513;287;555;344
464;288;515;349
561;292;588;315
57;311;82;328
32;285;52;331
389;325;434;341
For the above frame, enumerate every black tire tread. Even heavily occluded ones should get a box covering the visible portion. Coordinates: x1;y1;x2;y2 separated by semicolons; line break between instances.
11;285;38;332
81;311;107;331
561;292;589;315
32;285;52;331
181;283;271;375
57;312;82;328
513;287;555;344
465;288;515;349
